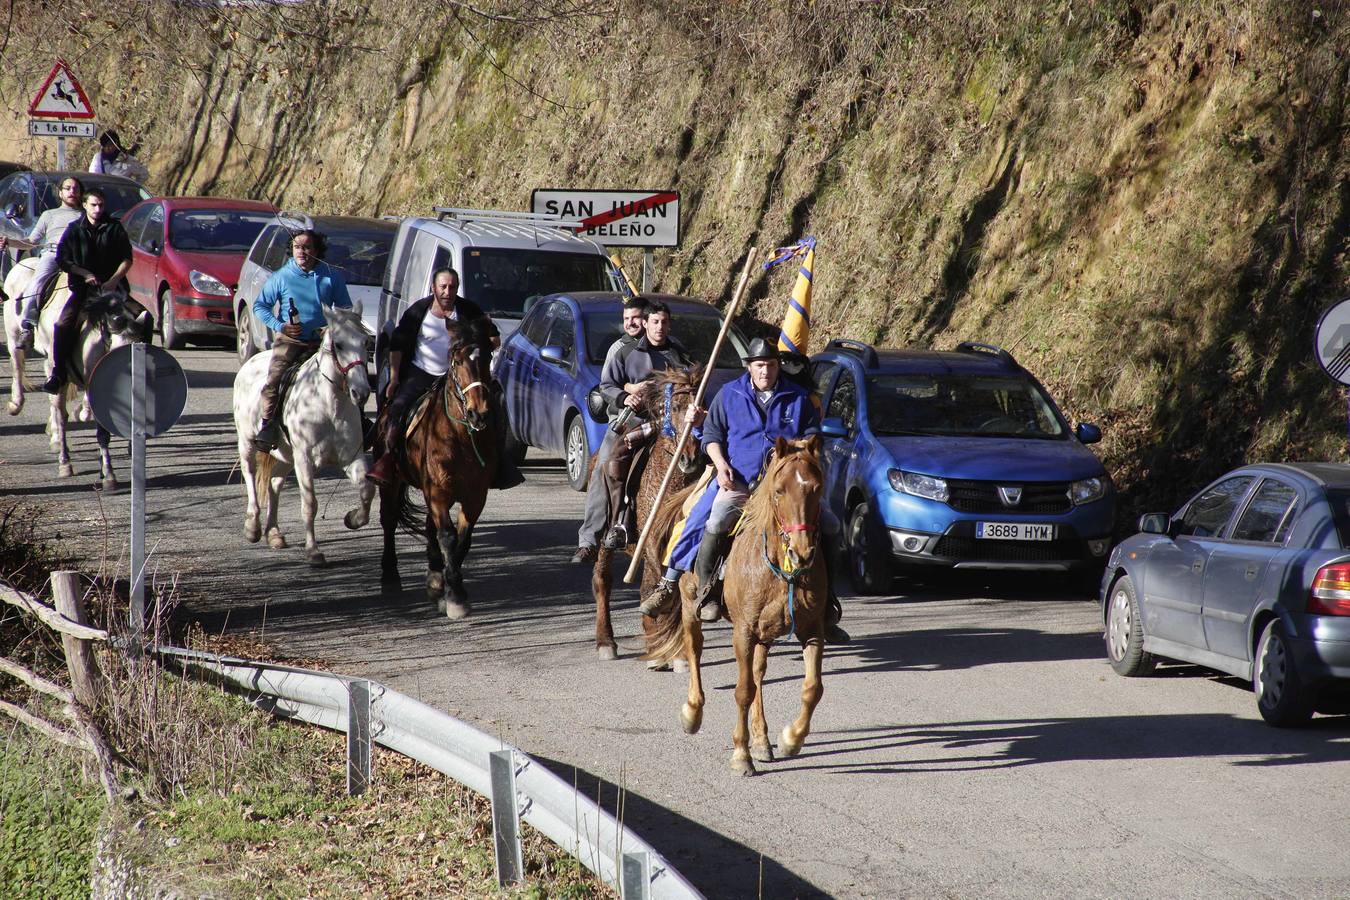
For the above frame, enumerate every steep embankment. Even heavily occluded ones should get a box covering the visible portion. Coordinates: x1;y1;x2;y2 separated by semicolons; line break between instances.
1;0;1345;519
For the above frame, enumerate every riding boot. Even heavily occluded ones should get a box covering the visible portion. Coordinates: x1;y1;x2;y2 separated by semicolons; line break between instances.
253;418;280;452
601;438;634;549
42;318;74;393
821;532;850;644
694;531;733;622
366;418;401;485
490;386;525;490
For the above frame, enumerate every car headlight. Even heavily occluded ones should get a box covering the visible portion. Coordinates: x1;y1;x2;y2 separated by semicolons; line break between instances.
888;469;949;502
188;270;231;297
1070;477;1106;506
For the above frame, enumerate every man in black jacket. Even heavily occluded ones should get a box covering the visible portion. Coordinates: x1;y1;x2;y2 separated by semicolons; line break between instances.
367;267;523;488
46;188;137;393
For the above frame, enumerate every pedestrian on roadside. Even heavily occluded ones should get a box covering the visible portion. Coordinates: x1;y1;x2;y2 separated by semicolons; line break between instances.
87;130;149;184
0;175;83;345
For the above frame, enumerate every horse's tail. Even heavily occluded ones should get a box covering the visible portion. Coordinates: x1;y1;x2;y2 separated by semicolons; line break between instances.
646;583;688;663
255;449;275;489
396;483;428;538
640;478;704;662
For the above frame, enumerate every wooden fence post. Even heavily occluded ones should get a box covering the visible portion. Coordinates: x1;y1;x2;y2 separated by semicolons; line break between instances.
50;571;102;709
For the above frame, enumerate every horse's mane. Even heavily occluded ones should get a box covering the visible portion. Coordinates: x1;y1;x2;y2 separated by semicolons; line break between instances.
737;440;823;536
449;315;494;352
638;364;703;419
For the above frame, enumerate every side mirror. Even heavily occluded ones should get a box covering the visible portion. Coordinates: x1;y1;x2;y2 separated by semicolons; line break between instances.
820;416;848;438
1076;422;1102;444
1138;513;1170;535
539;345;566;364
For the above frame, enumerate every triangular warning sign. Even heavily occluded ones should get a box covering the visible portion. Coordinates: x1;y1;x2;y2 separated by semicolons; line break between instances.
29;60;96;120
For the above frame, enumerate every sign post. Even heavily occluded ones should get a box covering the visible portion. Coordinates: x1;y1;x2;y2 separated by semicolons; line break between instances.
86;344;188;638
531;189;680;293
28;59;97;170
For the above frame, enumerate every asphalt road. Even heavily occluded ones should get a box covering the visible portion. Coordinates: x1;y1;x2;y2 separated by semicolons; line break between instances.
3;347;1349;899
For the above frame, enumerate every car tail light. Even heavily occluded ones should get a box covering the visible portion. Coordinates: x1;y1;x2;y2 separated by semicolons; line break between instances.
1309;562;1350;615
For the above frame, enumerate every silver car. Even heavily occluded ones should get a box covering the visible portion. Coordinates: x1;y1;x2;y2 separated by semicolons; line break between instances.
234;212;396;363
1103;462;1350;726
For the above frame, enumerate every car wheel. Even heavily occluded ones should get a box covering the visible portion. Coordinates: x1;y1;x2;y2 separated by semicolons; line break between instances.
1105;574;1156;676
847;500;892;595
1255;619;1314;727
564;414;588;492
160;289;185;350
236;304;256;364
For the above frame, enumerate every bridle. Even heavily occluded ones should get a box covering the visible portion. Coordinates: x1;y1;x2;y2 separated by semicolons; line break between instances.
318;327;367;393
441;343;488;432
759;457;821;631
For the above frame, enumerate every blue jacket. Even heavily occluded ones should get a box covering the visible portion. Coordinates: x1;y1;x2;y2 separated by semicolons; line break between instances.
252;259;352;341
702;373;820;484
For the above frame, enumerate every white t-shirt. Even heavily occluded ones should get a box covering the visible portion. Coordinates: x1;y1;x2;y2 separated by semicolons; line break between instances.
413;310;453;376
28;207;83;254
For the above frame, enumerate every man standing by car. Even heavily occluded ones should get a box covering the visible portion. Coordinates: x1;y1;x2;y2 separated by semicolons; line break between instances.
0;175;83;346
571;294;648;564
87;130;149;184
368;266;524;489
251;229;352;451
46;187;136;393
642;338;848;641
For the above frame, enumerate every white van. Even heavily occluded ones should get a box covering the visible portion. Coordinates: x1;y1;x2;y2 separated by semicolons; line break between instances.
376;207;620;370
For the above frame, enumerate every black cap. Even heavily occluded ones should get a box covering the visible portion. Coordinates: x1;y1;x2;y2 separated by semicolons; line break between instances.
742;337;780;363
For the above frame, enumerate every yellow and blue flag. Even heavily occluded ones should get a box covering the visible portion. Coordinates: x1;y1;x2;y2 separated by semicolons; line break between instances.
762;236;816;355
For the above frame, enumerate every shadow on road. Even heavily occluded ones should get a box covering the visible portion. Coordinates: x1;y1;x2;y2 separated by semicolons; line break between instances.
531;753;831;900
768;713;1350;775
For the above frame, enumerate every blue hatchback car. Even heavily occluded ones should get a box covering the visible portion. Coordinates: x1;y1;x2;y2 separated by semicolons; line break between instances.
492;292;749;490
1103;462;1350;726
809;340;1115;593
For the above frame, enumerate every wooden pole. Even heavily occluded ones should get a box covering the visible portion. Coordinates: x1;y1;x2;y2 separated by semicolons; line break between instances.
623;247;759;584
50;571;102;710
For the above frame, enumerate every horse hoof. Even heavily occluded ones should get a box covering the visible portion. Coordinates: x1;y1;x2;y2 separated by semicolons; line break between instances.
751;741;775;763
680;703;702;734
267;532;287;550
307;550;326;567
343;510;367;530
445;600;470;620
730;755;756;777
5;401;18;416
58;464;74;478
597;645;617;661
78;408;92;423
672;658;689;674
99;477;118;493
645;658;672;672
778;727;803;758
243;522;261;544
426;572;444;593
380;571;401;589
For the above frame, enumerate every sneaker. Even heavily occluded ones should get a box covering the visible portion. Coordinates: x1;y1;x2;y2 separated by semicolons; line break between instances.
570;545;595;565
601;523;628;550
638;577;678;617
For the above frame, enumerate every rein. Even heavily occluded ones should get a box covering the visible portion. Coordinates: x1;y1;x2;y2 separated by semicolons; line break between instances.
760;492;820;633
439;356;489;467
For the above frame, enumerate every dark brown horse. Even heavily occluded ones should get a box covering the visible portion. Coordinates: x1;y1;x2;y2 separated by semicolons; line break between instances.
591;366;705;661
651;436;828;775
378;318;499;619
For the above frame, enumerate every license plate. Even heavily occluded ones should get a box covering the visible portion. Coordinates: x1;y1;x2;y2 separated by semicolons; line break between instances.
976;522;1056;541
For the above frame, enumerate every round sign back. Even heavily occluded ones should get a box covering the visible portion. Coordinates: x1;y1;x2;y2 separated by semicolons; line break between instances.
86;344;188;439
1315;298;1350;386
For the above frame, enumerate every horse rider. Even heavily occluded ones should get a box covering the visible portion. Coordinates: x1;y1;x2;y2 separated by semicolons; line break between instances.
46;187;141;394
367;266;524;489
0;175;83;348
641;338;849;642
88;129;150;184
593;300;694;551
571;294;649;564
251;229;352;452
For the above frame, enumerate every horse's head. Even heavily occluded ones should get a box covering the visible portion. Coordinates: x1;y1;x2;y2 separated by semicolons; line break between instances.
763;435;824;571
85;291;152;348
446;317;493;432
320;302;371;408
642;365;705;473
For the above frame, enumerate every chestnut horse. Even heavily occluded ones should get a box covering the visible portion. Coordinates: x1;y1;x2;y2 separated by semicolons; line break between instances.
377;318;499;619
591;366;704;662
651;436;828;776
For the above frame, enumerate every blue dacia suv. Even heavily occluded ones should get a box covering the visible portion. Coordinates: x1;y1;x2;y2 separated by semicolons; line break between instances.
810;340;1115;593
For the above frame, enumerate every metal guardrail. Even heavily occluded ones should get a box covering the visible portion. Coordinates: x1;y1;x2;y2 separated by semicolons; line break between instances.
156;645;701;900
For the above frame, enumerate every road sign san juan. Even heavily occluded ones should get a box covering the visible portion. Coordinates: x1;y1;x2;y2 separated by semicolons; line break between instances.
532;189;680;248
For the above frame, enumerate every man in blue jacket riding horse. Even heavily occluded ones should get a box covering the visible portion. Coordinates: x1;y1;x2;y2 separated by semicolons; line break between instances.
642;338;848;642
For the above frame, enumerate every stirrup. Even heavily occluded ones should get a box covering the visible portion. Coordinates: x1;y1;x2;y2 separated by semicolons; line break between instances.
696;597;724;622
601;523;628;550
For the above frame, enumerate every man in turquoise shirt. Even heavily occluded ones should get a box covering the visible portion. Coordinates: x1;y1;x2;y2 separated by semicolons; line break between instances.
252;228;352;451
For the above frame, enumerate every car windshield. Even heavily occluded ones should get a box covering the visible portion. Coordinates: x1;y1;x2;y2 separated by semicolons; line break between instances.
169;209;272;252
38;179;145;218
581;310;745;367
463;249;610;317
322;227;395;286
865;373;1065;439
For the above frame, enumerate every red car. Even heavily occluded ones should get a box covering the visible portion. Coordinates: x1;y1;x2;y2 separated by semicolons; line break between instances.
122;196;276;349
